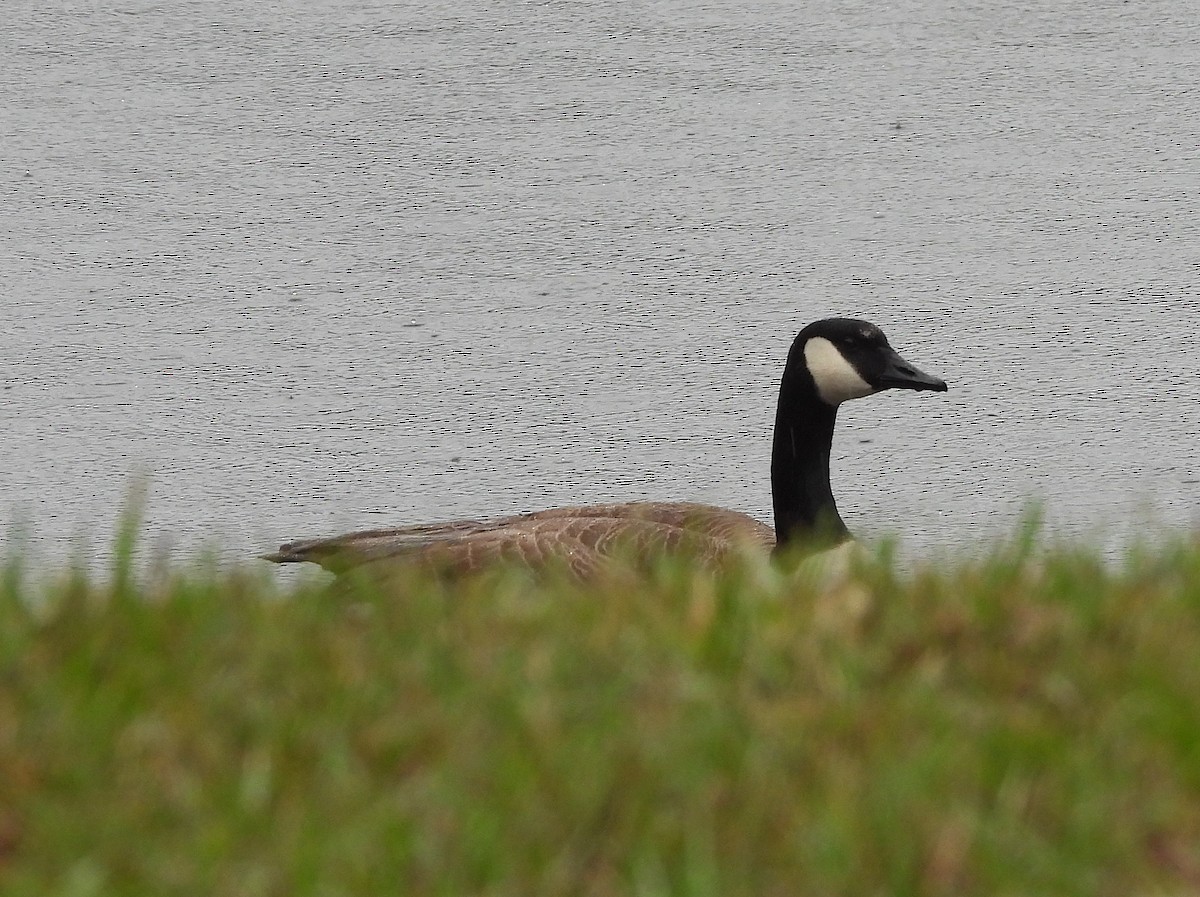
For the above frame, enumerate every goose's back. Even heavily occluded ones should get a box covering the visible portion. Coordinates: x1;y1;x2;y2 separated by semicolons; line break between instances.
266;501;775;577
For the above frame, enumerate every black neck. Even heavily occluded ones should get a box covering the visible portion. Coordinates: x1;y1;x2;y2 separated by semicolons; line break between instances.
770;348;851;553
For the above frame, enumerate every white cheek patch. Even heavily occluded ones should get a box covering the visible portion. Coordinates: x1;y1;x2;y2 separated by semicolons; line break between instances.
804;337;876;405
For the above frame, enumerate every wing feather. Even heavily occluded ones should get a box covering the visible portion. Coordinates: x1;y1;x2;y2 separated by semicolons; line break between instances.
264;501;775;577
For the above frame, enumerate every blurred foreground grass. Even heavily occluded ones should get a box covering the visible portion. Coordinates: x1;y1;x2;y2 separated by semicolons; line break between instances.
2;534;1200;897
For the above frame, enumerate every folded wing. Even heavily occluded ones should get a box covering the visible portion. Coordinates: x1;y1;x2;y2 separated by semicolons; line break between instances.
264;501;774;577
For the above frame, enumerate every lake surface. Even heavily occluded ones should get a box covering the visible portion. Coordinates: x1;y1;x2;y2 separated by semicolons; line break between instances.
2;0;1198;569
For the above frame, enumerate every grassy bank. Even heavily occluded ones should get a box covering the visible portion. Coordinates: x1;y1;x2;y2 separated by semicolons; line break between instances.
2;536;1199;896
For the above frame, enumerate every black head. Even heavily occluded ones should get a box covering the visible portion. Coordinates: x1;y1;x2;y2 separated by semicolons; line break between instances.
796;318;948;406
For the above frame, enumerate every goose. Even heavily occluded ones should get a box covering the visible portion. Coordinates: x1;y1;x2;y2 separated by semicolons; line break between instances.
263;318;947;578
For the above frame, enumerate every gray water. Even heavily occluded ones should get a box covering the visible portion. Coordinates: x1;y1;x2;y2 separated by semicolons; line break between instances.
2;0;1198;569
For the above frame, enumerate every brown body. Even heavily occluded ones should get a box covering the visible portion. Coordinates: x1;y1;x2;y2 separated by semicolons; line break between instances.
263;501;776;579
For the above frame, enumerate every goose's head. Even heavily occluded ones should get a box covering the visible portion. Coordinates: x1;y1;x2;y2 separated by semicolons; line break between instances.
798;318;947;406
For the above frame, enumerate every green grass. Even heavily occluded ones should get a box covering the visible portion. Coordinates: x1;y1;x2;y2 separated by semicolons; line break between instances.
2;534;1200;896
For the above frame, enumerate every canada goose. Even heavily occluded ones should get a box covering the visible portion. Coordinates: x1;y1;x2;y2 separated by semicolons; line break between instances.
263;318;947;578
